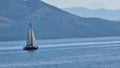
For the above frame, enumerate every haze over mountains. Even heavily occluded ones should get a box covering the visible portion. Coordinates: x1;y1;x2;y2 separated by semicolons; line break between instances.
0;0;120;41
63;7;120;20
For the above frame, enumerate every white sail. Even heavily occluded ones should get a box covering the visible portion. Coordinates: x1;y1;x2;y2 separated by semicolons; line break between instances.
27;23;32;46
27;23;37;47
31;28;37;47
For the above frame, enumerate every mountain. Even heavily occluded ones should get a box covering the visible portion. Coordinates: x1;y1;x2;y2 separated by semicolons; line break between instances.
63;7;120;20
0;0;120;41
117;19;120;22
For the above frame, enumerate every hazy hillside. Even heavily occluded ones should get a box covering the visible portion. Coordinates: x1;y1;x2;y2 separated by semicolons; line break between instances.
0;0;120;41
63;7;120;20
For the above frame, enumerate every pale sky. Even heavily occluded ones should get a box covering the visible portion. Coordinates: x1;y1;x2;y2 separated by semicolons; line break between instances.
41;0;120;9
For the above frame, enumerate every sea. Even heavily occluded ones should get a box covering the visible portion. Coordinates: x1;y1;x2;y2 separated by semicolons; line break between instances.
0;36;120;68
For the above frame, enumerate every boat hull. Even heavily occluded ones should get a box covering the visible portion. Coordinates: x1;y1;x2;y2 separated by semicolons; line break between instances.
23;46;38;50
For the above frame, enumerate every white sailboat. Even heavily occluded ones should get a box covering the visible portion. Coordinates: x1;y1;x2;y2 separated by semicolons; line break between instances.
23;22;38;50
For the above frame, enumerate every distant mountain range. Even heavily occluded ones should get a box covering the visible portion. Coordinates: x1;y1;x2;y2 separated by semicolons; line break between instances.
63;7;120;20
0;0;120;41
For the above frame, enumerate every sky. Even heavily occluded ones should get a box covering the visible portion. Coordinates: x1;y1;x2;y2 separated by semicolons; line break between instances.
42;0;120;10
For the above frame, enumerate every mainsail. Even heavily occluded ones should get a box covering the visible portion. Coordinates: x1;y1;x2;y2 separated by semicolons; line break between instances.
27;23;37;47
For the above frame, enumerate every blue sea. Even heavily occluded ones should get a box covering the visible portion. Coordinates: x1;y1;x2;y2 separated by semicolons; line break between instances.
0;37;120;68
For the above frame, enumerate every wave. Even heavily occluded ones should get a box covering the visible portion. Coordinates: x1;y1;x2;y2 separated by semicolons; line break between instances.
0;46;22;53
39;40;120;48
0;40;120;53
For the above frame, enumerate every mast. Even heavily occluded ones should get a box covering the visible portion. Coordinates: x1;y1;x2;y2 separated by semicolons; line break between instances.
30;22;33;46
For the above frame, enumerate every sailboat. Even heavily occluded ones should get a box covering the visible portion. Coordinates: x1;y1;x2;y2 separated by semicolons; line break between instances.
23;22;38;50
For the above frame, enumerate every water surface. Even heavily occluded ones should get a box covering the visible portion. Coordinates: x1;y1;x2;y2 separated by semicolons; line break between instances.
0;37;120;68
